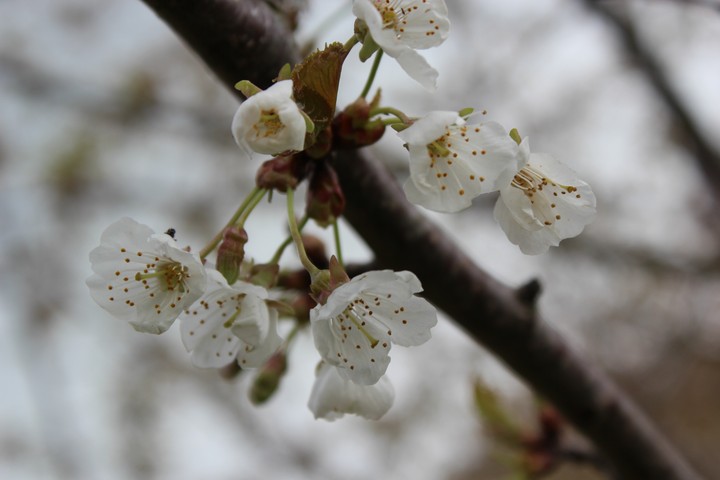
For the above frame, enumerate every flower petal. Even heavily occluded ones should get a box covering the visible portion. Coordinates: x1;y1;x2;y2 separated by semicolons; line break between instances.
236;309;283;368
87;218;206;334
231;80;306;155
310;269;436;385
308;362;395;421
494;152;596;255
400;117;521;212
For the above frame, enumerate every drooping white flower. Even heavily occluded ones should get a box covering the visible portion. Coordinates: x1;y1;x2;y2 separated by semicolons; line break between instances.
398;111;524;213
310;270;437;386
179;269;282;369
353;0;450;90
231;80;306;155
87;217;206;334
308;362;395;421
494;141;596;255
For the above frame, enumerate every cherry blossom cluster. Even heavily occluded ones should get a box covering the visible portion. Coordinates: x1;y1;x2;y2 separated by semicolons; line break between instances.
87;0;596;421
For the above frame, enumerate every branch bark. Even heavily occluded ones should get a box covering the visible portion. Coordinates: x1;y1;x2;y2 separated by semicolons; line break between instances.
139;1;704;478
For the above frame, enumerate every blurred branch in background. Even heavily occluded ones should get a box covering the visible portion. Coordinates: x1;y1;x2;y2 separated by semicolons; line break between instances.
584;0;720;222
138;0;705;478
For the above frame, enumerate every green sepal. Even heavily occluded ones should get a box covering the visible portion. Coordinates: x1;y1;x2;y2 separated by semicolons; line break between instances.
301;110;316;134
458;107;474;118
277;63;292;81
359;33;380;62
235;79;262;98
509;128;522;146
265;299;296;318
248;263;280;289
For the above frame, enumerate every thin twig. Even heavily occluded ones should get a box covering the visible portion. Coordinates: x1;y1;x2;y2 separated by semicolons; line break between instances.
585;0;720;209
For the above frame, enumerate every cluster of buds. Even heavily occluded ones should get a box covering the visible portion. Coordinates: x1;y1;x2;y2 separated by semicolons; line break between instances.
87;0;597;422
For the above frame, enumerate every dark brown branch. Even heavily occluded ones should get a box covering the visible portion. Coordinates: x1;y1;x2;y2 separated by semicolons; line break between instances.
142;0;300;90
138;1;703;478
585;0;720;207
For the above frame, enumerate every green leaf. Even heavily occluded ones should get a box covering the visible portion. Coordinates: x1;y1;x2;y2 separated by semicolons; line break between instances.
473;379;522;444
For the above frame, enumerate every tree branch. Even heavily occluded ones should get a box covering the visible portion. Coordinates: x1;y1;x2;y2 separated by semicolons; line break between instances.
138;0;704;478
584;0;720;208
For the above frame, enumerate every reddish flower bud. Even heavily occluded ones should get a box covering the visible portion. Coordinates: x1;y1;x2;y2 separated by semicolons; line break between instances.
332;98;385;149
255;154;309;192
291;293;316;324
306;162;345;228
304;125;333;159
216;226;248;284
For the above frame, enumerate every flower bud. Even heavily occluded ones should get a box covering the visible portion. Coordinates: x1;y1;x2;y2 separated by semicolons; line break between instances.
248;263;280;289
306;162;345;228
216;227;248;285
333;98;385;149
291;293;316;325
249;350;288;405
255;154;309;192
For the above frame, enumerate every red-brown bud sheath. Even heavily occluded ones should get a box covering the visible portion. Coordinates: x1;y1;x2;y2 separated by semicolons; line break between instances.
332;98;385;149
255;154;309;192
216;226;248;285
306;162;345;228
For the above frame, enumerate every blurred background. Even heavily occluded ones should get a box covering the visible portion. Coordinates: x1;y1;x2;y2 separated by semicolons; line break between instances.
2;0;720;478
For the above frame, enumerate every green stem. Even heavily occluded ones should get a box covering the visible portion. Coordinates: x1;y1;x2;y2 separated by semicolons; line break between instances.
343;35;360;52
360;50;383;99
370;106;412;125
270;215;308;265
284;322;302;348
286;189;320;275
237;188;267;228
332;219;344;268
199;187;264;260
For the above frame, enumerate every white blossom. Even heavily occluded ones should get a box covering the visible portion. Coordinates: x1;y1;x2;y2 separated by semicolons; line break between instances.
353;0;450;90
399;111;524;213
494;141;596;255
310;270;437;385
308;362;395;421
179;269;282;369
86;217;206;334
231;80;306;155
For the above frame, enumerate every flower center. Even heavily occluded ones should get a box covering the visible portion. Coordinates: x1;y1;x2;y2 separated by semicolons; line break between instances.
511;166;578;198
374;0;407;35
135;261;189;293
340;303;380;348
254;109;285;139
426;138;451;158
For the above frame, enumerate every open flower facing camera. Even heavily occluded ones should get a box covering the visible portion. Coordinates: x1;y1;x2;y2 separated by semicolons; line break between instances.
87;0;596;421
